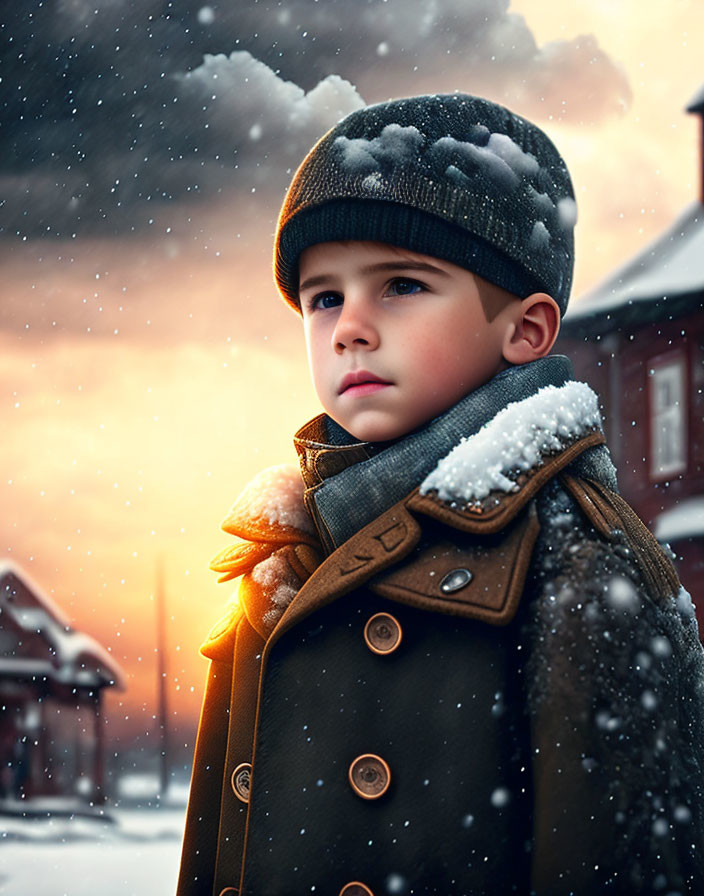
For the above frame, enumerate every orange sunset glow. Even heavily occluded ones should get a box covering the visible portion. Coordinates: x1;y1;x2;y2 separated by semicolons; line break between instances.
2;0;703;753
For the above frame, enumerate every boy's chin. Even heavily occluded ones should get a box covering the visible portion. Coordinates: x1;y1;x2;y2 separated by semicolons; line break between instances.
331;413;419;444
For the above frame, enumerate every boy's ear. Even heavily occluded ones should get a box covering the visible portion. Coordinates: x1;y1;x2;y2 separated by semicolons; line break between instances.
502;292;561;365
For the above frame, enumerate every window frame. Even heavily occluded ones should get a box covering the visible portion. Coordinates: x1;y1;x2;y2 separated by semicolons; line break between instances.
647;350;688;481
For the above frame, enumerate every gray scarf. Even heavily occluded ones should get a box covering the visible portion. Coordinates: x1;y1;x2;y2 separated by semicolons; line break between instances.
294;355;617;554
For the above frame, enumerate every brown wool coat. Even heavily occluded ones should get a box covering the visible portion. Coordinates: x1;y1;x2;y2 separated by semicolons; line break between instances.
176;431;704;896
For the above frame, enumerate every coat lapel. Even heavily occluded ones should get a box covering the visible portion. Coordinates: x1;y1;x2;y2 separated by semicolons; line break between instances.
408;429;605;532
266;428;606;646
268;501;422;646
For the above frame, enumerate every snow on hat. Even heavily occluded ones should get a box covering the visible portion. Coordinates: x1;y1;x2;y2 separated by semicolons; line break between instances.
274;93;577;315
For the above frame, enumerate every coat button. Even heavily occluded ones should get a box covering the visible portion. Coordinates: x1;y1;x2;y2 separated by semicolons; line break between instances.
440;567;473;593
231;762;251;803
339;884;374;896
348;753;390;799
364;612;402;654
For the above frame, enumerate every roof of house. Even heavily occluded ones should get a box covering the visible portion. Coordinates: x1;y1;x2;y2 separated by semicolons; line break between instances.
561;201;704;336
562;83;704;337
0;559;125;690
654;495;704;544
687;82;704;113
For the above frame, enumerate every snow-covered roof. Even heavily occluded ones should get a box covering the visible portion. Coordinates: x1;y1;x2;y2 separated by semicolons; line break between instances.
0;657;56;679
0;559;125;690
654;496;704;544
562;201;704;335
687;82;704;113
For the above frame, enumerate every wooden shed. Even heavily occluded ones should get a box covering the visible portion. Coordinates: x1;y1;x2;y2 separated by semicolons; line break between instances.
0;559;124;805
557;84;704;626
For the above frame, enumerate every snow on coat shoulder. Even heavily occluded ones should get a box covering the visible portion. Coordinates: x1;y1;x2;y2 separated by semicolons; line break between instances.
210;463;315;586
202;464;316;659
420;382;601;504
220;463;314;540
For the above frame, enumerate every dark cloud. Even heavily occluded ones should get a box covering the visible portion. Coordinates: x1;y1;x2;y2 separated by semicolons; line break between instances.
164;0;632;121
0;0;631;239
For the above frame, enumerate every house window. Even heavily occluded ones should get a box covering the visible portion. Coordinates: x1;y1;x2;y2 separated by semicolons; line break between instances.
649;355;687;478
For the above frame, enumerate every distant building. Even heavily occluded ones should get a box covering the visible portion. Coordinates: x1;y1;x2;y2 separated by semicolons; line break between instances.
558;83;704;626
0;560;124;805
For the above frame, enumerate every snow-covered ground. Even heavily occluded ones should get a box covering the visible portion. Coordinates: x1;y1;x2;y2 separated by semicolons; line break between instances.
0;804;186;896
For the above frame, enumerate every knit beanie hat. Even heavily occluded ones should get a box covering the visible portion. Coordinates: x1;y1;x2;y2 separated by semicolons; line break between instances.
274;93;576;315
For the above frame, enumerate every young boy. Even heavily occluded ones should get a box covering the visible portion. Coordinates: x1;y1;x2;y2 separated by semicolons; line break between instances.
177;94;704;896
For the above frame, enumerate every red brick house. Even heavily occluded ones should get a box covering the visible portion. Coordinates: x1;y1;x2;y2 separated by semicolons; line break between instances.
0;559;124;805
557;84;704;625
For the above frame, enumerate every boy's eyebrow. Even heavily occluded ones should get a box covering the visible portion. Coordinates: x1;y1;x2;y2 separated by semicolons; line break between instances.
299;260;451;292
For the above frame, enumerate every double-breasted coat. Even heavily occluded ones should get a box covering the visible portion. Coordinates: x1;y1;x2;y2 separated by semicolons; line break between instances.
177;392;704;896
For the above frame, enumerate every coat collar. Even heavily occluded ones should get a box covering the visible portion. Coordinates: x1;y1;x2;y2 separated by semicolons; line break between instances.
208;364;615;651
294;355;576;554
269;372;611;644
271;427;606;645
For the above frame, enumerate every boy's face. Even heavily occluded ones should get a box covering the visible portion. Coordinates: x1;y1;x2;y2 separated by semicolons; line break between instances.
298;240;518;443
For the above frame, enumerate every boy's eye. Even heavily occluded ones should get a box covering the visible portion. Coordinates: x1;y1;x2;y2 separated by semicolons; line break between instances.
385;278;424;296
309;292;343;311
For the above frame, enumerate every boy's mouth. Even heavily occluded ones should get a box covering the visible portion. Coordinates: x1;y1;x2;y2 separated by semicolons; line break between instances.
339;370;392;395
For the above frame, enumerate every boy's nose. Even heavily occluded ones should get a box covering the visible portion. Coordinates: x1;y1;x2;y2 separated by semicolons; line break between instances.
332;301;380;353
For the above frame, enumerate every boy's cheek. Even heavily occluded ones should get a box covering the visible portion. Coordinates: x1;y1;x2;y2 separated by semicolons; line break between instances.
412;344;478;376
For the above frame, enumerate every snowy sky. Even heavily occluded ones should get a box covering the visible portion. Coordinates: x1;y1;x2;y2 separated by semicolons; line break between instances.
1;0;703;740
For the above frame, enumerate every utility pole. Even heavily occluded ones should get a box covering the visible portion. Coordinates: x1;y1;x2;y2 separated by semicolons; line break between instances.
155;554;169;803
